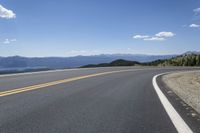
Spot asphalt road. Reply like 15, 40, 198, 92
0, 67, 199, 133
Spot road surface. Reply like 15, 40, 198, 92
0, 67, 199, 133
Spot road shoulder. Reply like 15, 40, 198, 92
156, 73, 200, 132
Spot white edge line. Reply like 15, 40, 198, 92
152, 73, 193, 133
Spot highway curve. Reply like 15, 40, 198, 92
0, 67, 199, 133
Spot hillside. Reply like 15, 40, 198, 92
150, 54, 200, 66
0, 54, 174, 69
82, 53, 200, 68
81, 59, 141, 68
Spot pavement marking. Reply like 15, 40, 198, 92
0, 69, 141, 97
153, 73, 193, 133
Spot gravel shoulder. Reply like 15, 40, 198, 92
162, 71, 200, 114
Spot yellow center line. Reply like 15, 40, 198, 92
0, 69, 137, 97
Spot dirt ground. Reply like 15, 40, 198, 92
162, 71, 200, 114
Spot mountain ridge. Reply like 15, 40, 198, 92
0, 54, 176, 69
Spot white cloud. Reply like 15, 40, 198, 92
133, 31, 174, 41
68, 50, 87, 54
66, 50, 101, 56
0, 4, 16, 19
3, 39, 10, 44
144, 37, 165, 41
189, 23, 200, 28
3, 38, 17, 44
155, 32, 175, 38
193, 8, 200, 14
133, 35, 149, 39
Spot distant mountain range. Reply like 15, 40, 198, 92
82, 51, 200, 68
0, 54, 176, 69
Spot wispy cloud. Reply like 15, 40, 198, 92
155, 32, 175, 38
133, 31, 175, 41
193, 8, 200, 14
144, 37, 165, 41
193, 7, 200, 20
66, 50, 101, 56
184, 8, 200, 28
0, 4, 16, 19
10, 39, 17, 42
189, 23, 200, 28
3, 39, 10, 44
3, 38, 17, 44
133, 35, 149, 39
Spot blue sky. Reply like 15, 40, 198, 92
0, 0, 200, 57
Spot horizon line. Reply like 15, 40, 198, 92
0, 53, 182, 58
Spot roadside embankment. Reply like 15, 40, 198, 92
162, 71, 200, 114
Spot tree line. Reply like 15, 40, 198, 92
146, 54, 200, 66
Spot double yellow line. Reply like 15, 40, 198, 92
0, 69, 135, 97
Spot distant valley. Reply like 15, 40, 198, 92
0, 54, 175, 69
0, 52, 199, 74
